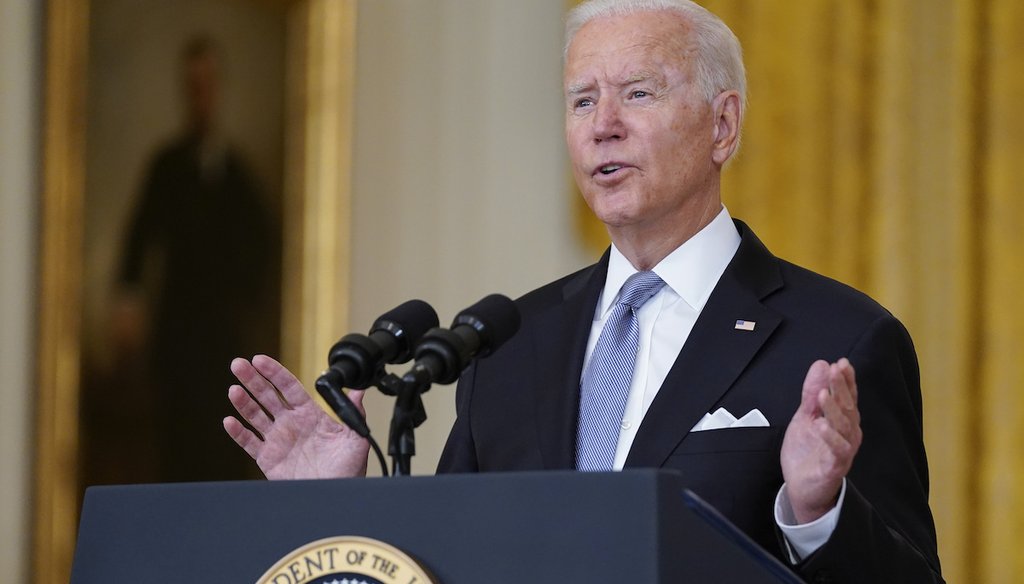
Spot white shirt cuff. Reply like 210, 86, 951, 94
773, 479, 847, 563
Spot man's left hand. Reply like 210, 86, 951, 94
781, 358, 862, 524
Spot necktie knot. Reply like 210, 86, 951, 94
617, 271, 666, 310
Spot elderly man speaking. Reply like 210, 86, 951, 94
224, 1, 943, 581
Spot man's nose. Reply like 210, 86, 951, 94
593, 99, 625, 142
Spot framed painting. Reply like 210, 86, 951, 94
35, 0, 356, 581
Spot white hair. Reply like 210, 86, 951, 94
565, 0, 746, 111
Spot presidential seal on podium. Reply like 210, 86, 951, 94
257, 536, 437, 584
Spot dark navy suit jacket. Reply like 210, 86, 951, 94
438, 220, 943, 583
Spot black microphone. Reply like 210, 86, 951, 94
324, 299, 439, 389
314, 299, 439, 437
382, 294, 520, 476
402, 294, 521, 390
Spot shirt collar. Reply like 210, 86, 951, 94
599, 206, 741, 317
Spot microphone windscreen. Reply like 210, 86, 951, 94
371, 299, 439, 363
452, 294, 521, 356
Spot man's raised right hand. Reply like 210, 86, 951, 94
223, 355, 370, 479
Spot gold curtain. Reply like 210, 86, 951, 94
569, 0, 1023, 581
711, 1, 980, 578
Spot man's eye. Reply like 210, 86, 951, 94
630, 90, 650, 99
574, 98, 594, 109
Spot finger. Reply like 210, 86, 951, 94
813, 416, 859, 474
818, 387, 862, 448
228, 384, 273, 436
806, 431, 855, 489
223, 416, 264, 462
818, 388, 855, 439
799, 360, 831, 416
831, 361, 860, 413
827, 362, 854, 411
231, 357, 289, 416
347, 389, 367, 417
837, 358, 857, 403
251, 354, 312, 409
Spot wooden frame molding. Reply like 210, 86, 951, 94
282, 0, 357, 384
33, 1, 89, 582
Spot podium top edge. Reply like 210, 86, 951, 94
82, 467, 687, 493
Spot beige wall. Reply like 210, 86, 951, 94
350, 0, 590, 474
0, 0, 39, 580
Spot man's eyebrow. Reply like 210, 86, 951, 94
566, 81, 592, 95
567, 71, 663, 95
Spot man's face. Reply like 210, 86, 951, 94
565, 11, 719, 234
184, 54, 220, 133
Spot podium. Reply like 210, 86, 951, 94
71, 469, 803, 583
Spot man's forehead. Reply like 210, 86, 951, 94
569, 10, 692, 50
564, 40, 693, 92
564, 12, 694, 84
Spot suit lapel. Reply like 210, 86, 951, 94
625, 221, 785, 468
532, 253, 607, 470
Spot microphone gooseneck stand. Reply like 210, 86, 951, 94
377, 369, 431, 477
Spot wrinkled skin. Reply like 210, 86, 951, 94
223, 355, 368, 479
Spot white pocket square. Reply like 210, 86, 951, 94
691, 407, 770, 432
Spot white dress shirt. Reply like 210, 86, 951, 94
582, 205, 843, 561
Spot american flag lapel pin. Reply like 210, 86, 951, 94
735, 319, 756, 331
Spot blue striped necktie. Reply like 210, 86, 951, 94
576, 270, 666, 471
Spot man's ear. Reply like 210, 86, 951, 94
711, 90, 742, 166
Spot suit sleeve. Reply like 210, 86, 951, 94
797, 314, 944, 583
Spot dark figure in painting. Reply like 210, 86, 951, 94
112, 36, 280, 482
